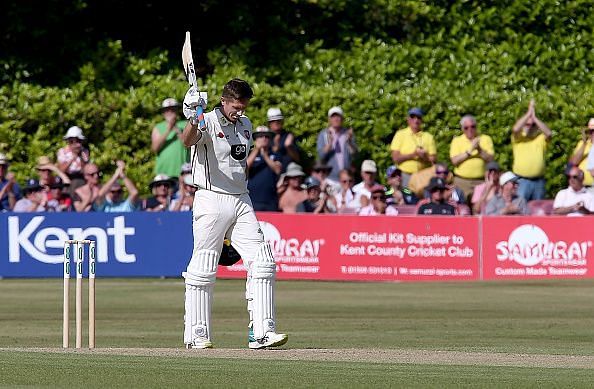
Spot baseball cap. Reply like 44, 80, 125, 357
161, 98, 181, 110
63, 126, 85, 140
149, 174, 174, 188
426, 177, 447, 192
499, 171, 518, 186
253, 126, 275, 139
361, 160, 377, 173
327, 106, 344, 118
49, 176, 68, 189
408, 107, 424, 117
386, 165, 401, 178
267, 108, 284, 122
0, 153, 8, 165
23, 178, 43, 193
304, 176, 321, 190
369, 184, 386, 194
486, 161, 501, 171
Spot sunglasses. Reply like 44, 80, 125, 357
156, 183, 171, 188
409, 115, 422, 120
372, 195, 386, 200
85, 171, 100, 177
254, 134, 271, 139
463, 125, 477, 130
67, 138, 82, 144
341, 179, 354, 183
435, 170, 449, 175
569, 175, 582, 180
37, 169, 51, 173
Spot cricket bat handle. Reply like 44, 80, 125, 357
194, 105, 206, 130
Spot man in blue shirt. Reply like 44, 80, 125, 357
93, 161, 139, 212
247, 126, 282, 211
0, 153, 22, 211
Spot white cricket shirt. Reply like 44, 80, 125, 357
190, 108, 253, 195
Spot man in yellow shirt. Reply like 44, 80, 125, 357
511, 100, 552, 201
390, 108, 436, 187
450, 115, 494, 199
569, 118, 594, 187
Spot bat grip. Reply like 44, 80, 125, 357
195, 105, 206, 130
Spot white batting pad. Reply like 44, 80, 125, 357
183, 249, 219, 286
184, 284, 213, 344
250, 242, 277, 339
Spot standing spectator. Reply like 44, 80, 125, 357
0, 153, 21, 211
151, 98, 189, 179
485, 172, 529, 215
390, 108, 437, 187
247, 126, 282, 211
94, 161, 139, 212
267, 108, 300, 170
385, 165, 418, 206
359, 184, 399, 216
570, 118, 594, 187
310, 162, 340, 197
417, 177, 456, 215
352, 160, 380, 206
13, 179, 48, 212
73, 163, 102, 212
278, 162, 307, 213
46, 177, 73, 212
471, 161, 501, 215
56, 126, 90, 193
334, 169, 363, 213
316, 106, 358, 181
553, 166, 594, 216
511, 100, 552, 201
170, 175, 197, 211
144, 174, 175, 212
296, 177, 335, 213
449, 115, 494, 199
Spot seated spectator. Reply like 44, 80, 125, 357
359, 184, 398, 216
311, 162, 340, 197
46, 177, 73, 212
37, 155, 71, 194
390, 108, 436, 187
13, 179, 48, 212
296, 177, 335, 213
174, 162, 193, 200
73, 163, 102, 212
170, 175, 197, 211
570, 118, 594, 187
471, 161, 501, 214
247, 126, 282, 211
423, 162, 465, 204
57, 126, 90, 193
353, 160, 380, 206
151, 98, 188, 179
334, 169, 363, 213
449, 115, 494, 200
144, 174, 174, 212
553, 166, 594, 216
267, 108, 300, 170
316, 106, 358, 181
485, 172, 529, 215
418, 177, 456, 215
0, 153, 22, 211
511, 100, 552, 201
278, 162, 307, 213
385, 165, 418, 206
94, 161, 139, 212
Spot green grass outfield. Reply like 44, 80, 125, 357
1, 278, 593, 387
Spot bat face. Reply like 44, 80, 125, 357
182, 31, 197, 88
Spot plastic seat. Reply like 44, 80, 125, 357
528, 200, 554, 216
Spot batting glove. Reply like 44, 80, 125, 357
183, 86, 208, 120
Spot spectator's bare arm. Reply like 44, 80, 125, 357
121, 171, 139, 204
512, 100, 535, 134
283, 133, 301, 163
391, 149, 416, 164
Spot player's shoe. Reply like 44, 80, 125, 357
185, 337, 213, 349
248, 326, 288, 349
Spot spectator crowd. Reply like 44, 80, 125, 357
2, 98, 594, 217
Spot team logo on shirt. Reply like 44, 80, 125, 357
243, 130, 250, 139
231, 144, 247, 161
217, 132, 225, 138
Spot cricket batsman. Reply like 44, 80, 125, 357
180, 78, 288, 349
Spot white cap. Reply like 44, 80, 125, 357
499, 171, 518, 186
361, 160, 377, 173
0, 153, 7, 165
267, 108, 284, 121
328, 106, 344, 118
161, 98, 180, 109
63, 126, 85, 140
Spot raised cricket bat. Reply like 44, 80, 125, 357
182, 31, 206, 129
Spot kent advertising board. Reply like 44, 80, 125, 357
218, 214, 480, 282
481, 217, 594, 280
